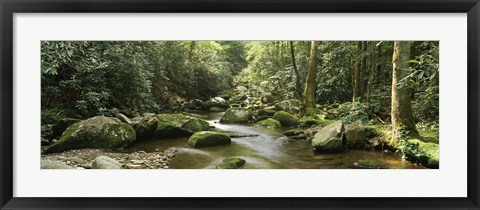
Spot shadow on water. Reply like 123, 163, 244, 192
125, 112, 424, 169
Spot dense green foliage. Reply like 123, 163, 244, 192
41, 41, 247, 116
42, 41, 438, 125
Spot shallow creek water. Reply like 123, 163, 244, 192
125, 112, 423, 169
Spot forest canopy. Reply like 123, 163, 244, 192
41, 41, 438, 122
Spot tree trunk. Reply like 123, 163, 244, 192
391, 41, 418, 143
301, 41, 319, 117
188, 41, 196, 61
352, 42, 361, 104
289, 41, 304, 102
366, 42, 376, 103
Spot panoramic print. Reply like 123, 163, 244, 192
40, 41, 439, 169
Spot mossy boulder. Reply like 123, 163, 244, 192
311, 120, 345, 153
284, 129, 304, 136
132, 115, 158, 139
222, 157, 246, 169
228, 93, 248, 104
258, 109, 276, 117
272, 111, 300, 126
220, 108, 253, 124
45, 116, 136, 154
187, 131, 232, 148
274, 99, 301, 114
284, 129, 307, 140
354, 159, 387, 169
202, 97, 230, 110
256, 118, 281, 128
344, 120, 367, 149
154, 114, 209, 138
51, 118, 81, 139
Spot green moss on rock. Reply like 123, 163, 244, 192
187, 131, 231, 148
283, 129, 304, 136
256, 118, 281, 128
222, 157, 246, 169
258, 109, 276, 117
133, 115, 158, 139
272, 111, 300, 126
45, 116, 136, 154
154, 114, 209, 138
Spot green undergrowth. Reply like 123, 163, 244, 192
364, 124, 439, 168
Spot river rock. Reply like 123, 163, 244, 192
187, 131, 231, 148
344, 120, 367, 149
202, 97, 230, 110
258, 109, 276, 117
154, 114, 209, 138
115, 113, 132, 124
311, 120, 345, 153
222, 157, 246, 169
209, 106, 227, 112
274, 99, 301, 114
91, 156, 122, 169
41, 160, 74, 169
133, 115, 158, 139
220, 108, 253, 124
45, 116, 136, 154
256, 118, 281, 128
183, 99, 204, 110
41, 124, 54, 140
261, 93, 278, 104
272, 111, 300, 126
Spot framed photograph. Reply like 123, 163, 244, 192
1, 0, 479, 209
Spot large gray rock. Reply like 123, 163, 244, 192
311, 120, 345, 153
275, 99, 301, 114
41, 160, 74, 169
344, 120, 366, 149
202, 97, 230, 110
45, 116, 136, 154
154, 114, 209, 138
91, 156, 122, 169
220, 108, 253, 124
187, 131, 232, 148
115, 113, 132, 124
133, 115, 158, 139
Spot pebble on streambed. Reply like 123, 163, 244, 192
41, 148, 175, 169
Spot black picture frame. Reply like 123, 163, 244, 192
1, 0, 479, 209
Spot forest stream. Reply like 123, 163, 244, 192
123, 112, 422, 169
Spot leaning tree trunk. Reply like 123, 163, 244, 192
301, 41, 319, 117
391, 41, 418, 144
